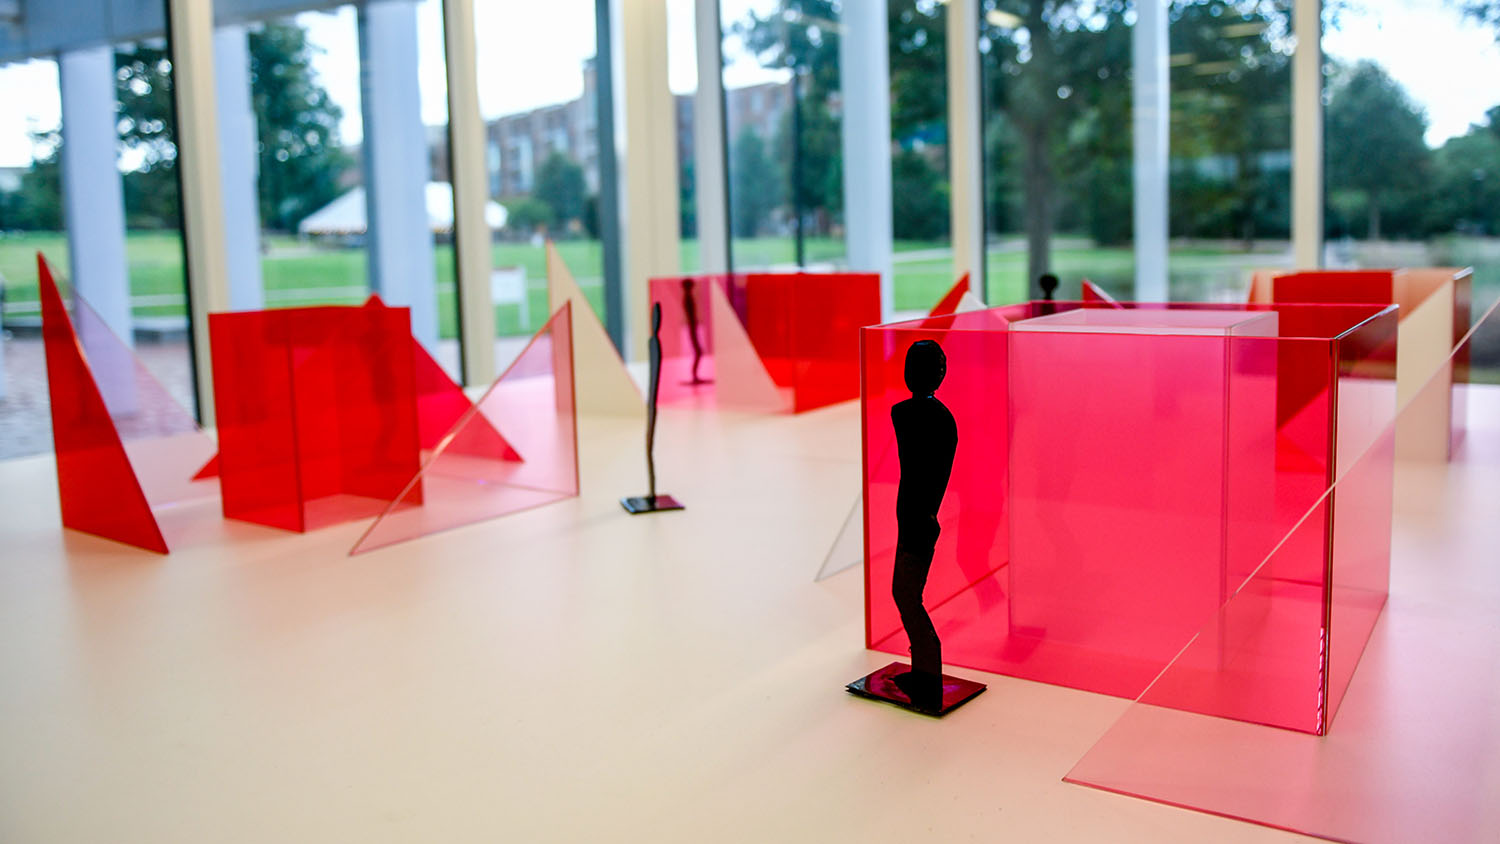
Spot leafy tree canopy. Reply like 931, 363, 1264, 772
249, 22, 352, 232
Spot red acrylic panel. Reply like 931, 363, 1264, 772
1265, 267, 1473, 460
1064, 302, 1500, 843
209, 305, 422, 532
928, 273, 970, 317
350, 301, 578, 554
862, 300, 1398, 731
37, 254, 167, 553
649, 271, 881, 413
1080, 279, 1122, 308
1271, 269, 1395, 306
743, 272, 882, 412
362, 295, 519, 459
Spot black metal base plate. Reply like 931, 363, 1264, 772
620, 494, 685, 515
846, 661, 987, 717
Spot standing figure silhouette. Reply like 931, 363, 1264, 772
681, 278, 709, 385
890, 339, 958, 708
621, 302, 684, 514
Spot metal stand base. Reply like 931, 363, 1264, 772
846, 661, 987, 717
620, 494, 685, 515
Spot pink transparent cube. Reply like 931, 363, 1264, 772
862, 301, 1398, 733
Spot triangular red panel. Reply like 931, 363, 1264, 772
65, 275, 218, 508
350, 302, 578, 554
1081, 279, 1124, 308
37, 253, 167, 553
929, 273, 971, 317
365, 295, 520, 459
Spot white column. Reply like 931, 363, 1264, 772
168, 0, 233, 425
619, 0, 680, 360
1133, 0, 1169, 300
840, 0, 894, 318
358, 0, 440, 352
444, 0, 496, 385
58, 45, 132, 345
693, 0, 729, 274
1292, 0, 1323, 268
946, 0, 984, 299
214, 24, 264, 311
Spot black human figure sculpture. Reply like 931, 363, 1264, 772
889, 340, 958, 708
1038, 273, 1060, 315
846, 340, 985, 716
681, 279, 711, 385
621, 302, 685, 514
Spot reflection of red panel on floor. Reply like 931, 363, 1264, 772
649, 271, 881, 413
36, 252, 218, 554
862, 300, 1398, 735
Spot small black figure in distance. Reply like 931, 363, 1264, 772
621, 302, 685, 515
681, 278, 711, 385
1038, 273, 1060, 315
846, 340, 986, 716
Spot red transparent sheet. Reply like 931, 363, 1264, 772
350, 302, 578, 554
1080, 279, 1122, 308
38, 254, 168, 553
649, 275, 787, 412
862, 301, 1397, 724
743, 272, 882, 412
1064, 301, 1500, 843
1269, 268, 1475, 460
362, 295, 520, 458
928, 273, 970, 317
209, 306, 422, 533
191, 297, 519, 480
650, 272, 880, 413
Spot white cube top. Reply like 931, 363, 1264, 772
1011, 308, 1279, 337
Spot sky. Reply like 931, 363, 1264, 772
0, 0, 1495, 167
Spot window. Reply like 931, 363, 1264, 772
1322, 0, 1500, 314
219, 1, 463, 378
889, 0, 955, 311
721, 0, 847, 271
980, 0, 1135, 303
1168, 0, 1293, 301
473, 0, 613, 368
0, 30, 193, 459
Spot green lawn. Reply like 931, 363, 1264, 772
3, 230, 1493, 342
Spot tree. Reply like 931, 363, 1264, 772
533, 151, 587, 232
1427, 123, 1500, 236
730, 127, 781, 237
981, 0, 1133, 287
2, 142, 62, 231
1168, 0, 1293, 248
1325, 60, 1431, 239
735, 1, 844, 235
249, 23, 352, 232
889, 0, 949, 138
892, 149, 949, 240
115, 42, 181, 228
1462, 0, 1500, 37
505, 197, 553, 235
737, 0, 956, 241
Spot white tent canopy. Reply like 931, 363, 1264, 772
297, 182, 507, 236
